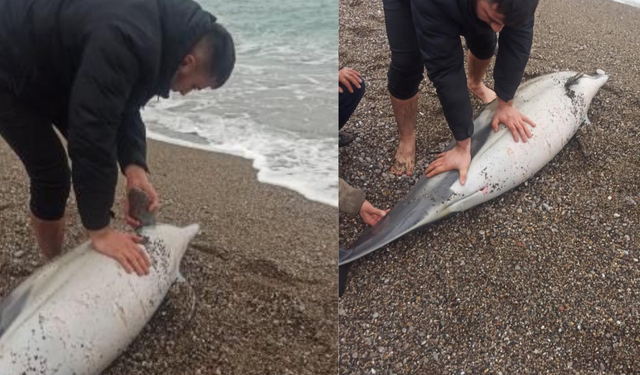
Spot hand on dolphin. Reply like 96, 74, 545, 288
492, 99, 536, 142
359, 200, 389, 226
89, 227, 150, 275
123, 165, 159, 228
425, 137, 471, 185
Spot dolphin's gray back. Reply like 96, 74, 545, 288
339, 103, 497, 264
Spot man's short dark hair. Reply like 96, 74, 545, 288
201, 23, 235, 88
490, 0, 540, 26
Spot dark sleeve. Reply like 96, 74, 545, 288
339, 178, 366, 216
411, 0, 474, 141
118, 109, 149, 173
67, 30, 139, 230
494, 17, 535, 102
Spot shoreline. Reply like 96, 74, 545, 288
147, 132, 339, 208
0, 137, 338, 375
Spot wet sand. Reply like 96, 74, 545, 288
0, 138, 338, 375
339, 0, 640, 373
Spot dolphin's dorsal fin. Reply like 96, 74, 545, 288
128, 188, 157, 228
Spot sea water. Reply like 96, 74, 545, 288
142, 0, 338, 206
612, 0, 640, 7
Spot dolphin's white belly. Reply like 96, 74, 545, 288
449, 73, 590, 212
0, 224, 199, 375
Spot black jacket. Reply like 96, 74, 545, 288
412, 0, 534, 140
0, 0, 218, 230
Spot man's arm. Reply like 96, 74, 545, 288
67, 29, 139, 230
493, 17, 535, 102
339, 178, 387, 226
490, 17, 536, 143
67, 28, 151, 275
339, 178, 365, 216
118, 110, 148, 174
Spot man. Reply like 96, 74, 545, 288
0, 0, 235, 275
338, 67, 387, 226
384, 0, 539, 184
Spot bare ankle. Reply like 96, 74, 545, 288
468, 80, 482, 90
398, 133, 416, 147
31, 215, 65, 259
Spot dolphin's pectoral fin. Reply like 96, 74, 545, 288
447, 190, 486, 213
581, 115, 591, 127
176, 271, 186, 283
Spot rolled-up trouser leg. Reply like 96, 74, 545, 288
383, 0, 424, 100
339, 78, 366, 130
0, 93, 70, 221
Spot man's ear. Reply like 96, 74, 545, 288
181, 54, 196, 68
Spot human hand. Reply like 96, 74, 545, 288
359, 200, 389, 226
339, 68, 362, 94
425, 138, 472, 185
89, 227, 150, 276
492, 99, 536, 142
123, 165, 158, 228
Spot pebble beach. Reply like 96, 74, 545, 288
339, 0, 640, 373
0, 139, 338, 375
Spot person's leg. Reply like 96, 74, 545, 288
389, 92, 417, 175
339, 78, 366, 147
383, 0, 424, 176
0, 93, 71, 259
30, 215, 66, 259
466, 33, 498, 103
339, 78, 366, 130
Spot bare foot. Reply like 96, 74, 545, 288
391, 140, 415, 176
468, 81, 497, 104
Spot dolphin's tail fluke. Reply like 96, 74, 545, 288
339, 173, 454, 265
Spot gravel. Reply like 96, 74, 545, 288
339, 0, 640, 373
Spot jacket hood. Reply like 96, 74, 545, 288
156, 0, 217, 98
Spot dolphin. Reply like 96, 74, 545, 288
339, 71, 609, 266
0, 219, 199, 373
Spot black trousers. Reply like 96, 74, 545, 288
382, 0, 497, 100
339, 78, 366, 130
0, 88, 70, 221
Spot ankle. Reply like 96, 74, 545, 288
398, 133, 416, 147
468, 80, 483, 89
41, 246, 63, 260
31, 215, 65, 259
